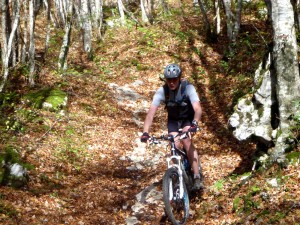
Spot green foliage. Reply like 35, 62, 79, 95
286, 151, 300, 165
138, 27, 160, 48
0, 201, 18, 218
54, 126, 90, 171
232, 186, 261, 214
0, 91, 18, 111
233, 197, 241, 212
23, 88, 67, 111
291, 100, 300, 140
0, 146, 20, 164
213, 179, 224, 191
0, 146, 20, 184
192, 47, 202, 57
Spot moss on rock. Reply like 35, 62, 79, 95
23, 88, 67, 111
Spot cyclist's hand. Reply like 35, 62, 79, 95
140, 132, 150, 143
189, 120, 199, 133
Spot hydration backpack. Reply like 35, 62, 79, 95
163, 79, 194, 120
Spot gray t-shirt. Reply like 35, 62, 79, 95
152, 84, 200, 106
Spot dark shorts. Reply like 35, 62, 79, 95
167, 119, 192, 133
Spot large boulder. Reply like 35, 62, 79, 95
229, 53, 277, 146
24, 88, 68, 113
0, 147, 29, 188
6, 163, 29, 188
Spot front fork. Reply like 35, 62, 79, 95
167, 155, 184, 200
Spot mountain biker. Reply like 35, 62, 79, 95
140, 63, 204, 190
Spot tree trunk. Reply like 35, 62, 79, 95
1, 0, 10, 66
197, 0, 212, 40
21, 0, 28, 63
233, 0, 242, 42
58, 0, 73, 71
141, 0, 153, 24
0, 0, 20, 92
264, 0, 272, 24
161, 0, 169, 13
28, 0, 36, 87
214, 0, 221, 35
93, 0, 103, 40
118, 0, 126, 25
81, 0, 93, 59
271, 0, 300, 162
222, 0, 242, 43
43, 0, 51, 59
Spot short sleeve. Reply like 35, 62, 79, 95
186, 85, 200, 103
151, 87, 165, 106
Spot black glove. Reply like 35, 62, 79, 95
141, 132, 150, 143
189, 120, 199, 133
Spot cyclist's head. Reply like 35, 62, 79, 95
164, 64, 182, 79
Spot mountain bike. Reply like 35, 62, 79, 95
149, 130, 203, 225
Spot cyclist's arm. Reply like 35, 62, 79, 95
192, 101, 202, 123
143, 104, 159, 133
143, 87, 164, 133
187, 85, 202, 123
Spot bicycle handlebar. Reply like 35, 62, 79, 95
149, 131, 191, 144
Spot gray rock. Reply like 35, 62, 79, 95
229, 53, 275, 145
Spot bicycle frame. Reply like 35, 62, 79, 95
149, 131, 192, 225
165, 133, 189, 200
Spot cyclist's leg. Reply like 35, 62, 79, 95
181, 120, 201, 179
167, 119, 180, 148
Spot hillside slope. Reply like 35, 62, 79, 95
1, 3, 300, 225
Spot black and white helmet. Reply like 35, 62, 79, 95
164, 64, 182, 79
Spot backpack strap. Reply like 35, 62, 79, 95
163, 83, 169, 104
163, 79, 189, 103
180, 79, 188, 97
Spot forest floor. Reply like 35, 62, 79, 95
1, 3, 300, 225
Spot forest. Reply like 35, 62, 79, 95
0, 0, 300, 224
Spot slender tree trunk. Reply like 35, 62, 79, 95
271, 0, 300, 162
197, 0, 212, 40
22, 0, 28, 63
214, 0, 221, 35
58, 0, 73, 70
222, 0, 242, 43
161, 0, 169, 13
118, 0, 126, 25
95, 0, 103, 40
264, 0, 272, 24
43, 0, 51, 60
81, 0, 93, 59
141, 0, 152, 24
0, 0, 20, 92
233, 0, 242, 42
1, 0, 9, 65
12, 1, 18, 67
28, 0, 36, 86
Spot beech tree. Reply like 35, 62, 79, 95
0, 0, 20, 92
197, 0, 212, 39
141, 0, 153, 24
80, 0, 93, 58
222, 0, 243, 43
28, 0, 36, 86
58, 0, 73, 70
229, 0, 300, 164
271, 0, 300, 161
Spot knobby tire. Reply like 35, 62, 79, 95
162, 167, 189, 225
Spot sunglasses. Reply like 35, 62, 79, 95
166, 77, 179, 82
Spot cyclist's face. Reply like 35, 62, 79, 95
166, 77, 180, 90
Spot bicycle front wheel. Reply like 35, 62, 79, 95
162, 167, 189, 225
